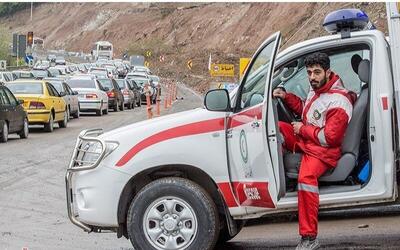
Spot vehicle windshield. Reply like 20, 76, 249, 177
132, 78, 148, 86
32, 70, 49, 78
7, 82, 43, 94
66, 79, 96, 89
149, 76, 159, 82
115, 79, 126, 89
97, 79, 114, 89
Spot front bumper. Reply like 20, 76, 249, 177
65, 129, 129, 231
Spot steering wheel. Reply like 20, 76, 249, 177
277, 97, 297, 122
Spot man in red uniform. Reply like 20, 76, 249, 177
273, 52, 355, 250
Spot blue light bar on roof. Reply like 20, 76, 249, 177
323, 9, 371, 35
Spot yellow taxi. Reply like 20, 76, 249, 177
6, 80, 68, 132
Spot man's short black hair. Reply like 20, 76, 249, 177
304, 52, 330, 71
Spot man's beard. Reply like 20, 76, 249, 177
310, 77, 327, 90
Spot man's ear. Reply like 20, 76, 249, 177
325, 69, 332, 77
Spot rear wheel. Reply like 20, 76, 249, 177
114, 102, 119, 112
19, 118, 29, 139
72, 109, 80, 119
127, 177, 219, 250
120, 100, 125, 111
127, 101, 132, 110
59, 110, 68, 128
44, 114, 54, 132
96, 108, 103, 116
0, 122, 8, 143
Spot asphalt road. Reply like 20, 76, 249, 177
1, 83, 400, 250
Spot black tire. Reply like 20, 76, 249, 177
103, 107, 109, 115
127, 177, 219, 250
72, 109, 80, 119
96, 108, 103, 116
137, 99, 142, 107
58, 110, 68, 128
127, 101, 132, 110
120, 100, 125, 111
44, 114, 54, 132
18, 118, 29, 139
131, 101, 135, 110
0, 122, 8, 143
216, 220, 245, 244
66, 107, 71, 121
114, 102, 119, 112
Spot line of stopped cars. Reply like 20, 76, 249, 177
0, 57, 161, 143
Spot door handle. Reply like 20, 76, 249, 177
251, 120, 260, 128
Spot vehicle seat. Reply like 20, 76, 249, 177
284, 58, 370, 182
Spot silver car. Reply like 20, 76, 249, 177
66, 76, 109, 116
45, 78, 80, 120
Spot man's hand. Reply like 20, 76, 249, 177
291, 122, 303, 134
273, 88, 286, 99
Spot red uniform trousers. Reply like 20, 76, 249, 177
279, 121, 330, 237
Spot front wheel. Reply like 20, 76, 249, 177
127, 177, 219, 250
58, 110, 68, 128
0, 122, 8, 142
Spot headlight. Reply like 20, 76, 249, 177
77, 141, 119, 167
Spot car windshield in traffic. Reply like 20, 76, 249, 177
7, 82, 43, 94
149, 75, 159, 82
32, 70, 49, 78
97, 79, 114, 89
132, 78, 148, 86
115, 79, 126, 89
66, 79, 96, 89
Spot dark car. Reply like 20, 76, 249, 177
131, 77, 155, 104
0, 85, 29, 142
97, 78, 124, 112
127, 79, 142, 107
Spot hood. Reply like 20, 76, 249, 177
100, 107, 211, 141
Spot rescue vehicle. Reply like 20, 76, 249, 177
66, 3, 400, 249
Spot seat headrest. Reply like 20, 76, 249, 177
358, 59, 370, 85
351, 54, 362, 74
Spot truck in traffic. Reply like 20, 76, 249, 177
65, 3, 400, 250
92, 41, 113, 60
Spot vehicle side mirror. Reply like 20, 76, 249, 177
103, 87, 109, 91
204, 89, 231, 112
59, 91, 66, 97
72, 91, 78, 95
18, 99, 24, 104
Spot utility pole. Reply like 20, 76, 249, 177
30, 2, 33, 22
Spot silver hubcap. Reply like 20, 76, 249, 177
143, 196, 197, 250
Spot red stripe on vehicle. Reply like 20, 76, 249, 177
382, 96, 388, 110
218, 181, 275, 208
229, 104, 263, 128
115, 118, 225, 166
217, 183, 239, 207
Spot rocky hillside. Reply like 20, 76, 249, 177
0, 2, 387, 93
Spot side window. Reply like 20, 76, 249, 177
282, 49, 367, 99
4, 88, 17, 105
0, 88, 10, 105
239, 41, 276, 110
49, 84, 60, 96
46, 83, 56, 96
64, 83, 72, 95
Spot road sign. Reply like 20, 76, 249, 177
210, 63, 235, 77
0, 60, 6, 70
145, 61, 150, 67
159, 55, 165, 62
240, 58, 251, 78
25, 55, 33, 65
145, 50, 152, 58
187, 60, 193, 70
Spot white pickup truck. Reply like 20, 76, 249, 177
66, 3, 400, 250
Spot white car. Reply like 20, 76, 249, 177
66, 76, 108, 116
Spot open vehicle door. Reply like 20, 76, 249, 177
226, 32, 283, 213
